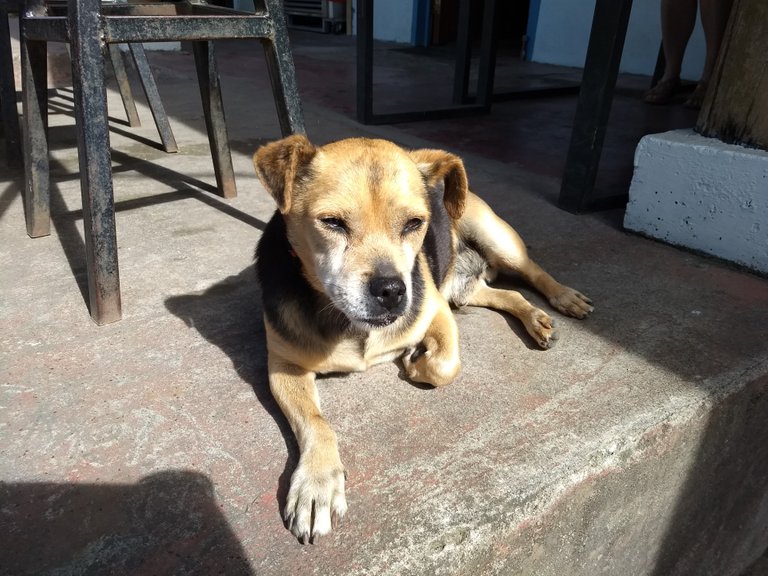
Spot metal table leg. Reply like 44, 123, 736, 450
558, 0, 633, 213
356, 0, 490, 124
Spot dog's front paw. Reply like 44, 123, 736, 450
403, 336, 460, 387
549, 287, 593, 319
285, 450, 347, 543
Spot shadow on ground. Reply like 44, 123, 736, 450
0, 471, 254, 576
649, 372, 768, 575
163, 267, 299, 530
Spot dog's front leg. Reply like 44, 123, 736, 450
402, 300, 461, 387
268, 356, 347, 542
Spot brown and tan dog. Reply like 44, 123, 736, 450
253, 135, 592, 542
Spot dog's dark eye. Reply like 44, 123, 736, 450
402, 218, 424, 234
320, 217, 348, 233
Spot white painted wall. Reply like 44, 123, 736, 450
530, 0, 707, 80
373, 0, 414, 42
625, 130, 768, 274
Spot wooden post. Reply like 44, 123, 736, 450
696, 0, 768, 151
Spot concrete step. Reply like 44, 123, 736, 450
2, 36, 767, 576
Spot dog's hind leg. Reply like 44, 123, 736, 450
457, 193, 593, 319
465, 280, 557, 349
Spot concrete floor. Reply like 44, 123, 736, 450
2, 31, 768, 575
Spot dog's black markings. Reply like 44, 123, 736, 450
422, 182, 453, 288
256, 213, 350, 346
422, 181, 488, 307
449, 238, 488, 306
256, 212, 426, 347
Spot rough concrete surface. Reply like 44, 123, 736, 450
625, 129, 768, 274
1, 34, 768, 575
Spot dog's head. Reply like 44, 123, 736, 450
254, 135, 467, 330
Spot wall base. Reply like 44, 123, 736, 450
624, 129, 768, 274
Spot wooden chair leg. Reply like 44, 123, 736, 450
129, 43, 178, 153
192, 40, 236, 198
70, 0, 121, 324
21, 35, 50, 238
107, 43, 141, 127
262, 0, 306, 136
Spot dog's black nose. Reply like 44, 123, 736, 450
369, 276, 406, 311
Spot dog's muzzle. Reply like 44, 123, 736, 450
364, 276, 407, 326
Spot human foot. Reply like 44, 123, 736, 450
643, 77, 681, 105
683, 81, 708, 109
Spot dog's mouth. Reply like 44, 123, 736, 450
358, 314, 400, 328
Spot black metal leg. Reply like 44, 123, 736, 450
21, 34, 50, 238
70, 0, 121, 324
261, 0, 305, 135
558, 0, 633, 213
129, 42, 178, 153
18, 0, 307, 323
476, 0, 499, 107
192, 40, 236, 198
452, 0, 472, 105
0, 2, 21, 167
356, 0, 491, 124
107, 43, 141, 127
356, 0, 374, 124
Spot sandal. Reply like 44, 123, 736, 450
643, 77, 681, 105
683, 81, 708, 109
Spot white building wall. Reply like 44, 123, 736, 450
530, 0, 708, 80
351, 0, 414, 43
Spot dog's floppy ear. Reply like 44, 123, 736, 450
409, 149, 468, 219
253, 134, 317, 214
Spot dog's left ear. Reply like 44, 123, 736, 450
253, 134, 317, 214
409, 149, 468, 219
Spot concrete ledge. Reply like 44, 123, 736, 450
3, 43, 768, 576
624, 129, 768, 274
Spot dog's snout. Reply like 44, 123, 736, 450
369, 276, 406, 311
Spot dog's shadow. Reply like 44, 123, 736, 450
164, 268, 298, 523
456, 274, 552, 352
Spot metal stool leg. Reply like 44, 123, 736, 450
107, 43, 142, 127
0, 1, 21, 167
261, 0, 305, 135
193, 40, 236, 198
70, 0, 121, 324
129, 43, 178, 153
21, 32, 50, 237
